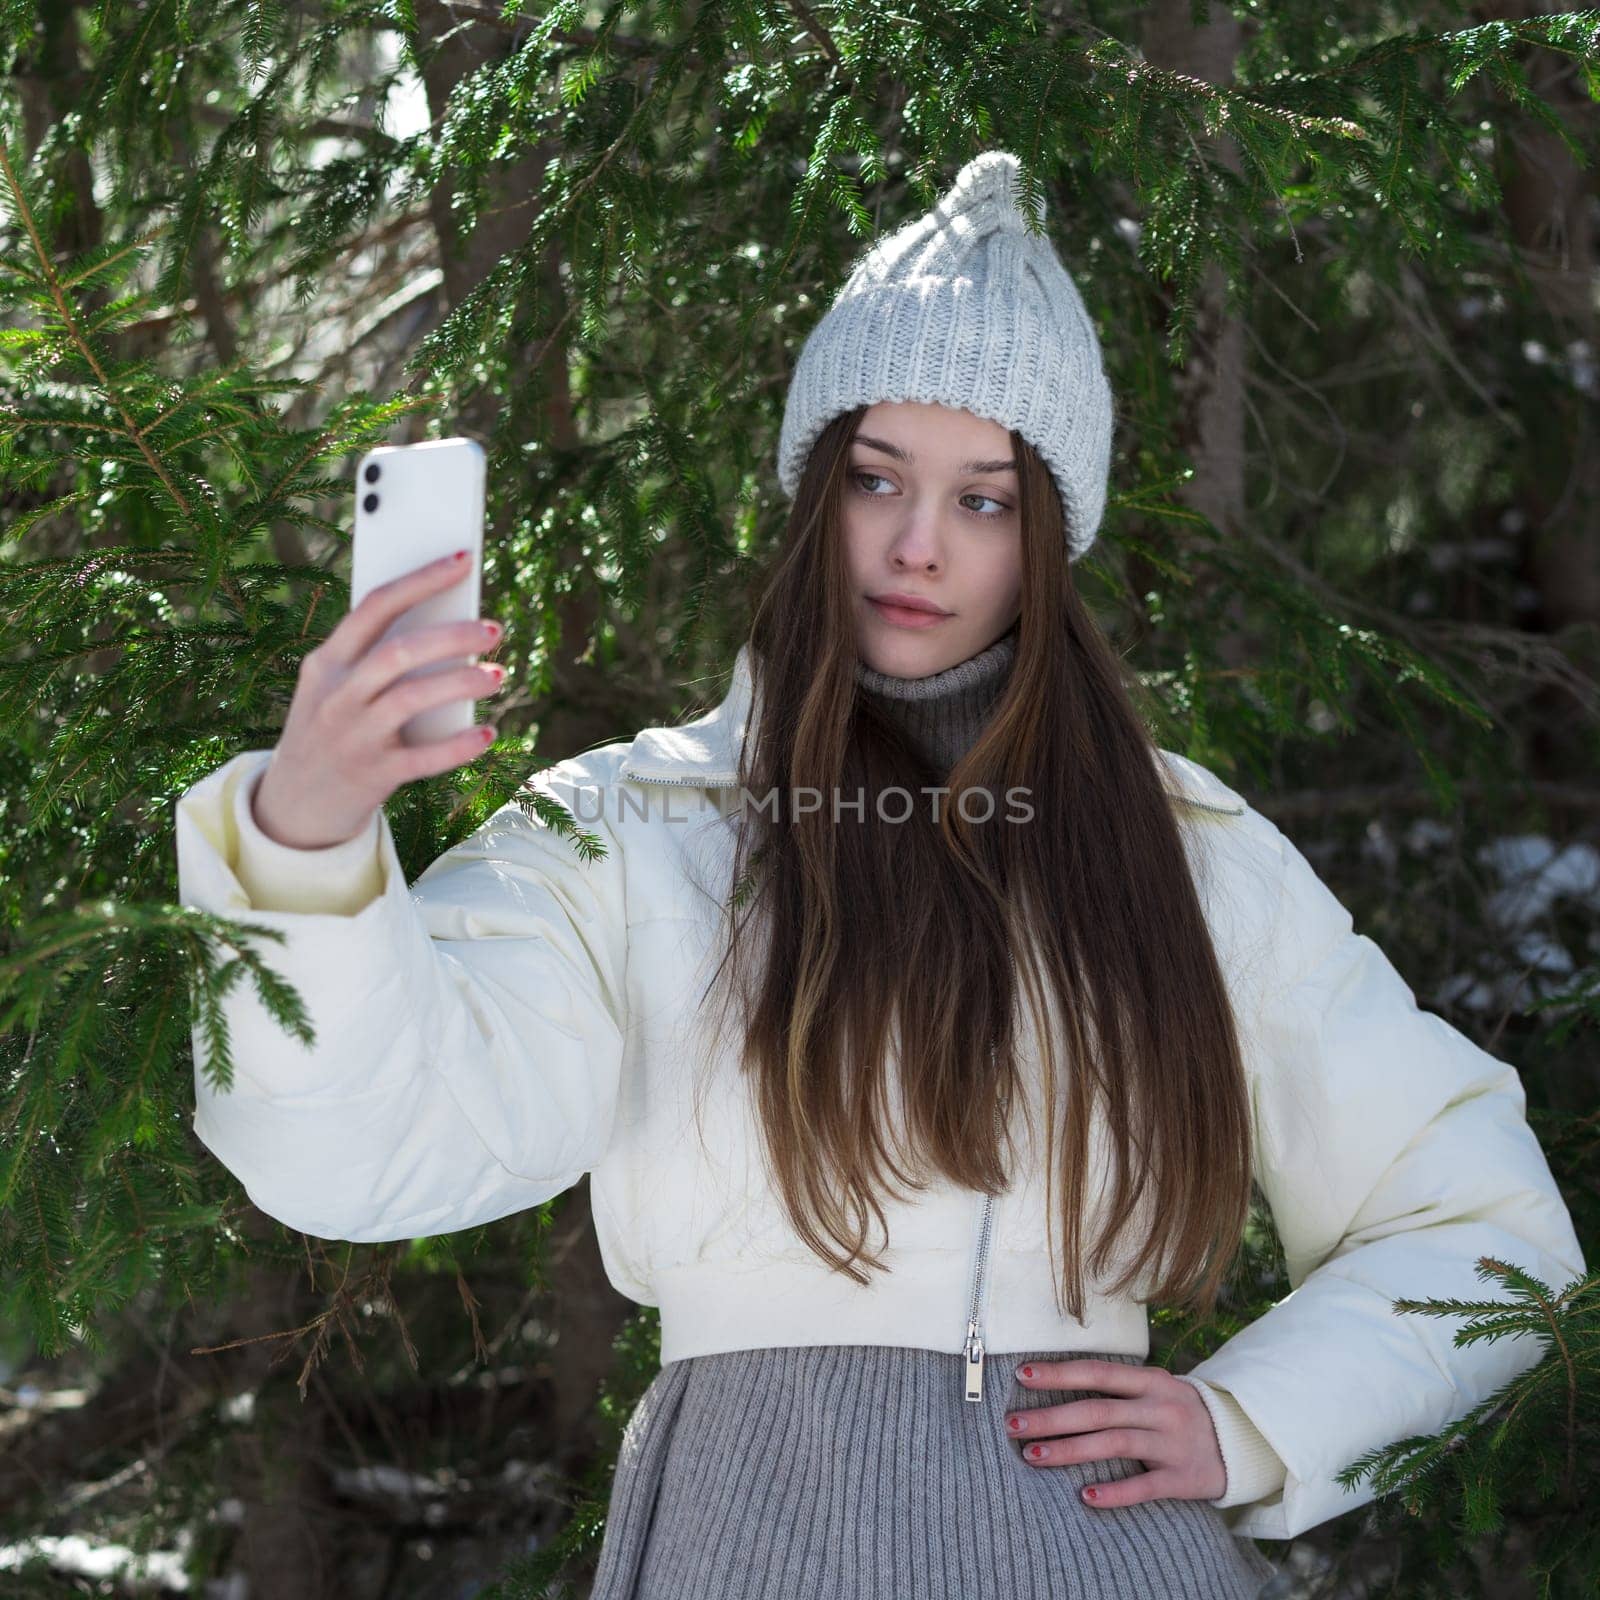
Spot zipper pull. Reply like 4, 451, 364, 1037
963, 1316, 985, 1403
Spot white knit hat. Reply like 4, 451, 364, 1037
775, 150, 1115, 562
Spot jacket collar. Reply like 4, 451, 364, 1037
618, 642, 1246, 815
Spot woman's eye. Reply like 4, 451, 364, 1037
964, 492, 1010, 517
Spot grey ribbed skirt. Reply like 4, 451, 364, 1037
588, 1346, 1277, 1598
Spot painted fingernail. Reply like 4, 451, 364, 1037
1018, 1365, 1034, 1379
1083, 1486, 1099, 1501
1007, 1415, 1025, 1432
1028, 1444, 1045, 1460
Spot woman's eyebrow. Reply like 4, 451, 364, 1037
850, 433, 1016, 474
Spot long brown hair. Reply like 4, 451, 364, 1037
694, 404, 1255, 1322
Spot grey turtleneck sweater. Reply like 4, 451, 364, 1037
854, 622, 1019, 770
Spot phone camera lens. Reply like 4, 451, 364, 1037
364, 463, 380, 484
362, 492, 379, 514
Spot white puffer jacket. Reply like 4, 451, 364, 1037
174, 641, 1584, 1544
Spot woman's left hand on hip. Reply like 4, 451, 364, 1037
1004, 1358, 1226, 1507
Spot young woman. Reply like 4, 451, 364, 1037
175, 153, 1584, 1598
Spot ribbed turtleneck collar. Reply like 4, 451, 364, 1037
854, 622, 1019, 771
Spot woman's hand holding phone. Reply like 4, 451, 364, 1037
252, 550, 505, 851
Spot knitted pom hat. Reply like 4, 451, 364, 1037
775, 150, 1115, 562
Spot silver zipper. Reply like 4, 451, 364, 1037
619, 770, 738, 787
1176, 797, 1244, 815
963, 1044, 1005, 1404
963, 1186, 997, 1403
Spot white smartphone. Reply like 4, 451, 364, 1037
350, 436, 486, 747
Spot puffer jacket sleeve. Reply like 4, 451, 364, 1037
1179, 809, 1587, 1543
175, 746, 629, 1243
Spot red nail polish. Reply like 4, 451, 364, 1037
1020, 1365, 1034, 1379
1083, 1486, 1098, 1501
1029, 1445, 1044, 1459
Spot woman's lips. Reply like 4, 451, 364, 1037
868, 596, 951, 629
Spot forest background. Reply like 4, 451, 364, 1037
1, 0, 1598, 1596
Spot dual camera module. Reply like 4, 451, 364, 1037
361, 460, 380, 514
